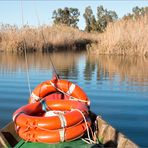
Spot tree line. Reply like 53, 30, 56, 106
123, 6, 148, 20
52, 6, 148, 32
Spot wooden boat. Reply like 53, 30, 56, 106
0, 115, 138, 148
0, 78, 139, 147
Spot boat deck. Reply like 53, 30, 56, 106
15, 139, 96, 148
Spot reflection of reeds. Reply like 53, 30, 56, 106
1, 52, 147, 84
0, 52, 82, 73
90, 15, 148, 56
87, 54, 148, 83
0, 25, 93, 52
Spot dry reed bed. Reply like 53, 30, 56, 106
91, 15, 148, 56
1, 15, 148, 55
0, 25, 93, 52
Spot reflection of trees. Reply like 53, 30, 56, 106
97, 62, 109, 81
1, 52, 148, 85
59, 64, 78, 79
84, 55, 96, 80
84, 54, 109, 81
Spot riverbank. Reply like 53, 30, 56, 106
0, 25, 94, 52
0, 14, 147, 55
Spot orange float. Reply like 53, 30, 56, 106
13, 98, 91, 143
29, 78, 90, 105
13, 99, 89, 130
17, 118, 91, 143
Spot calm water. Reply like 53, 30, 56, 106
0, 52, 148, 147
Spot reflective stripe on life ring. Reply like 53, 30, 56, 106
66, 83, 75, 95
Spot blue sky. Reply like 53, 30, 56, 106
0, 1, 147, 29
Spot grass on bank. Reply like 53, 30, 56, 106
89, 14, 148, 56
0, 14, 148, 56
0, 25, 94, 52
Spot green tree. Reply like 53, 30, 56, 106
133, 6, 144, 16
52, 7, 80, 28
83, 6, 94, 32
123, 6, 148, 20
97, 5, 118, 32
90, 15, 98, 32
83, 5, 118, 32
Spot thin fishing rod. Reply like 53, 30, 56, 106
34, 3, 59, 79
20, 1, 31, 95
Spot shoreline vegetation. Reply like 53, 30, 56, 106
0, 25, 94, 53
0, 9, 148, 56
89, 14, 148, 56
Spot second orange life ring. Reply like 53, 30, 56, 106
29, 78, 90, 105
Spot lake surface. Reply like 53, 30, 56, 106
0, 52, 148, 147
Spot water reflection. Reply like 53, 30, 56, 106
84, 55, 96, 81
0, 52, 79, 76
95, 55, 148, 84
1, 52, 148, 115
0, 52, 148, 86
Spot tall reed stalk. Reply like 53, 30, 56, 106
90, 14, 148, 56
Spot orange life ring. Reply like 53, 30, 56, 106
29, 78, 90, 105
42, 92, 70, 101
13, 99, 89, 130
17, 118, 91, 143
13, 98, 91, 143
